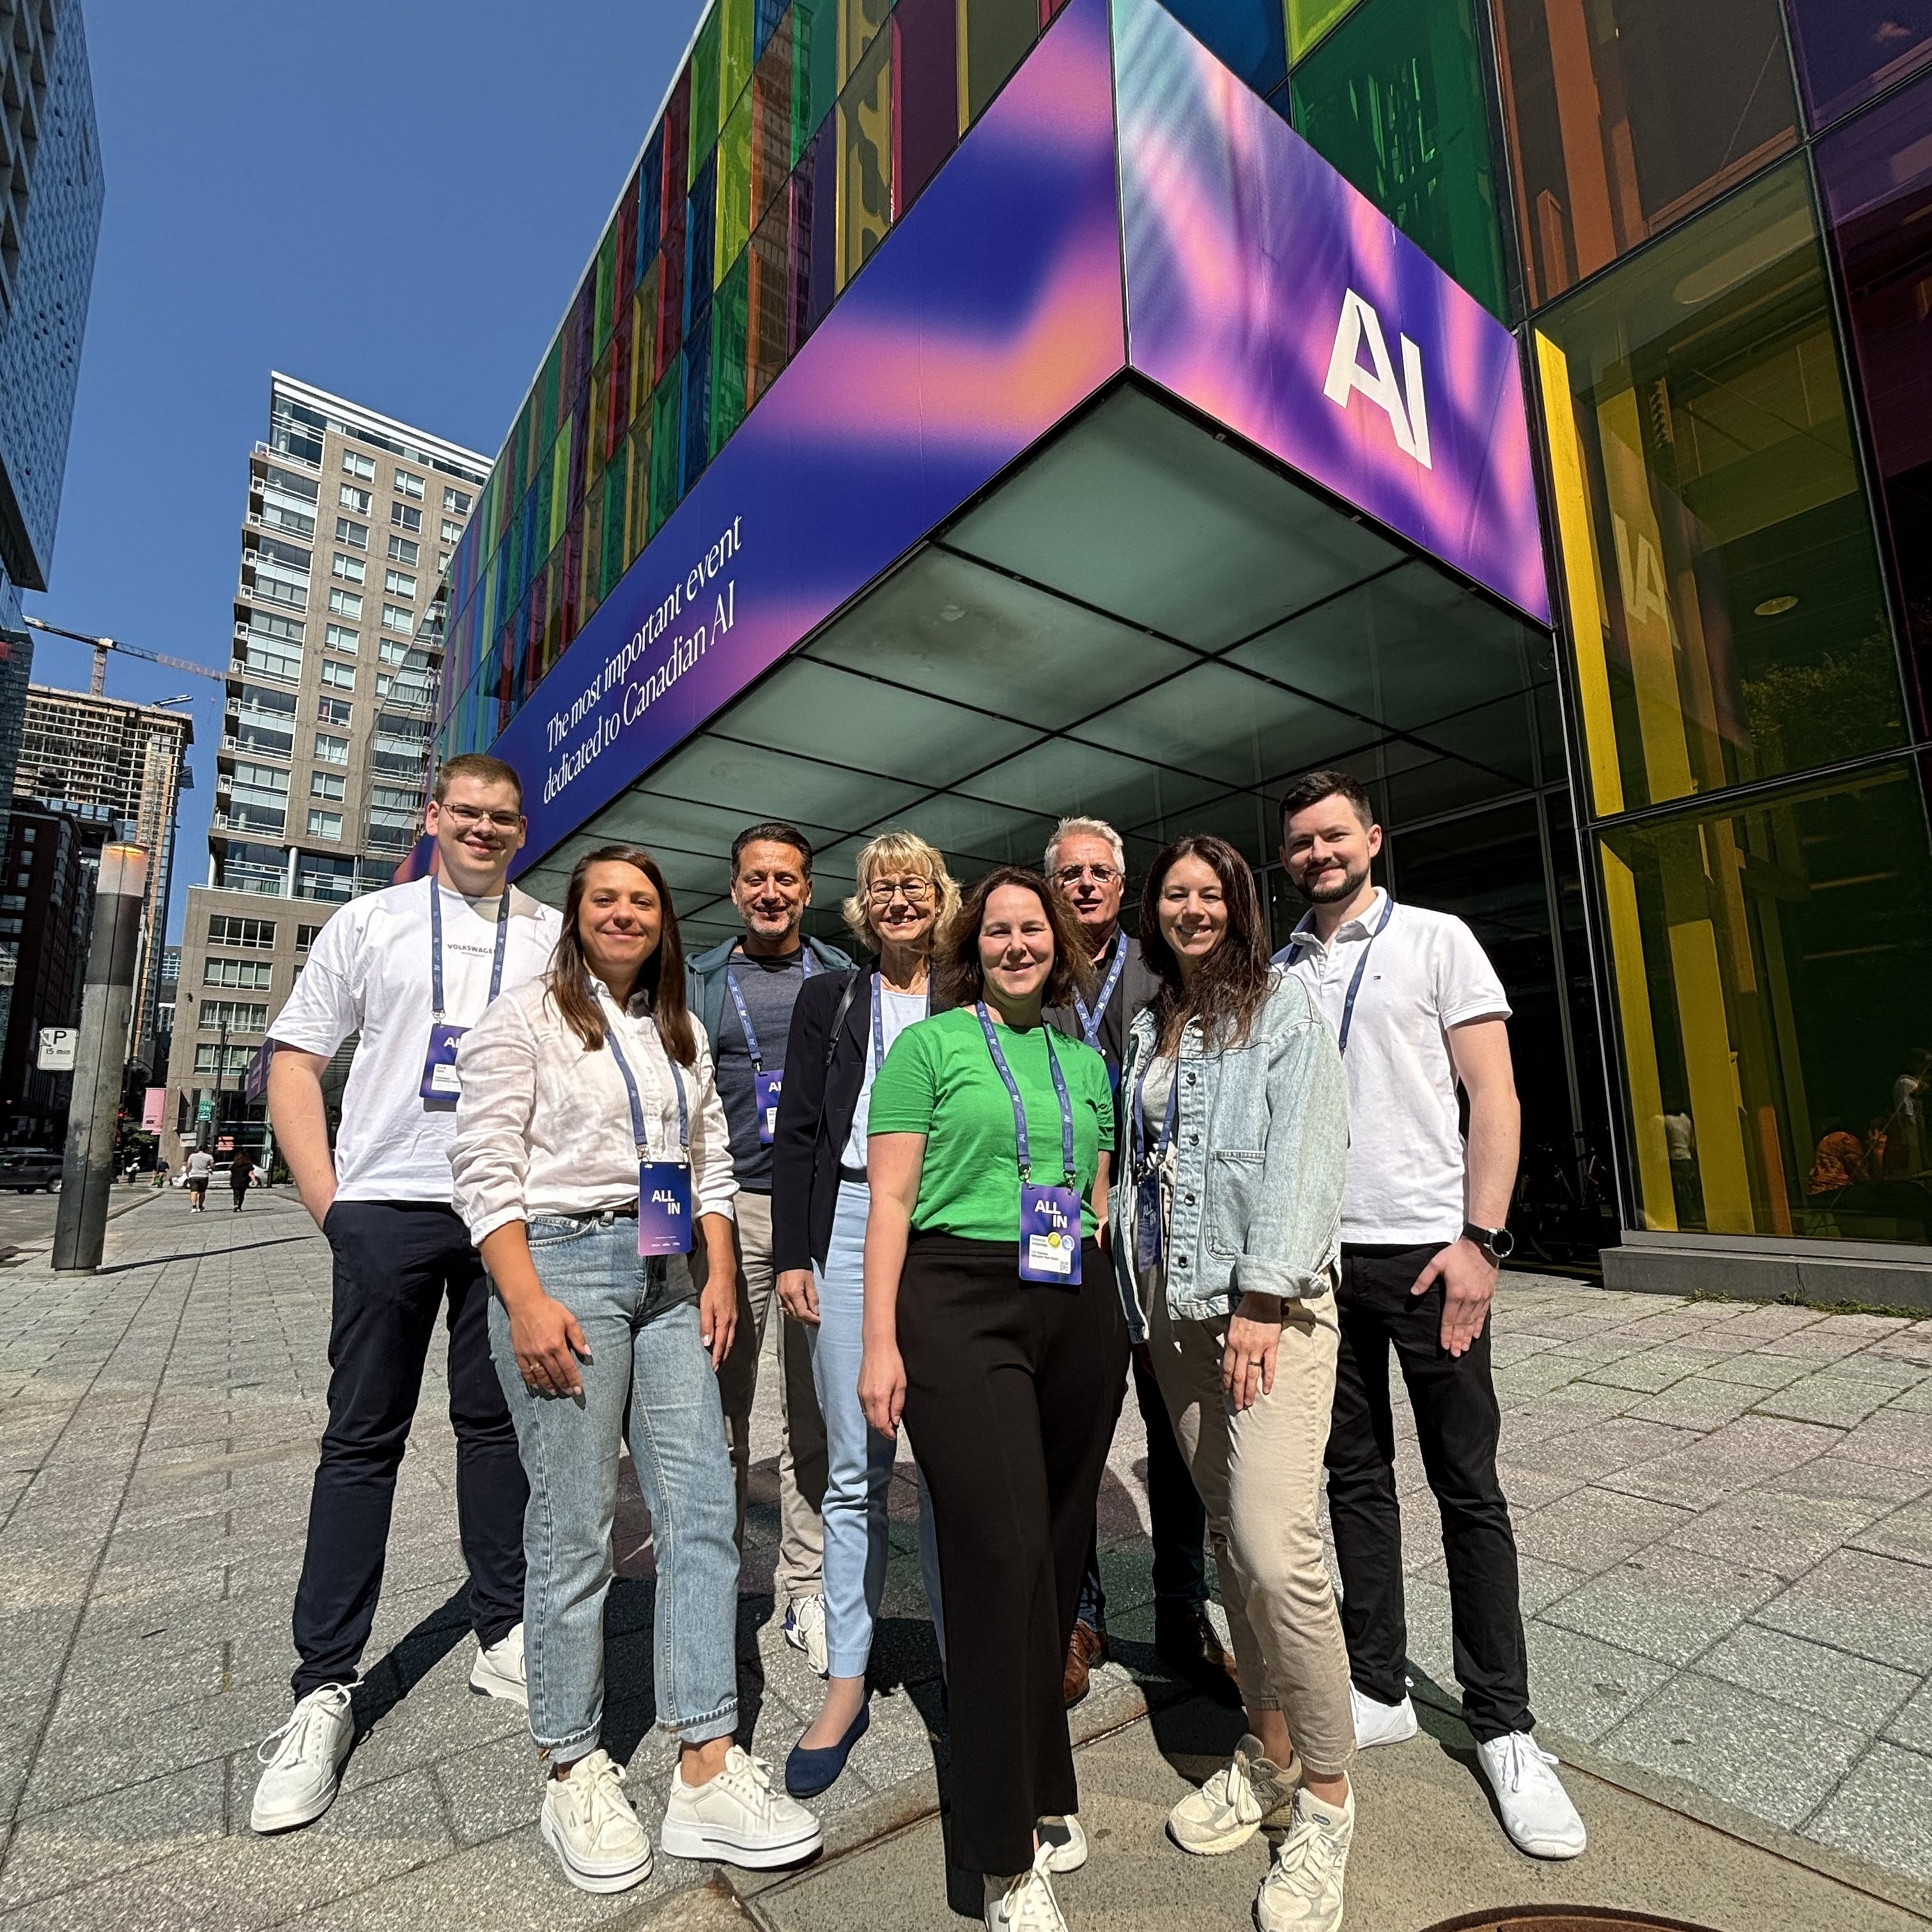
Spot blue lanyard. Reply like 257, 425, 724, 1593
1290, 893, 1395, 1053
976, 1002, 1076, 1187
1131, 1053, 1179, 1173
872, 971, 929, 1070
429, 881, 512, 1022
596, 987, 689, 1160
724, 948, 814, 1069
1072, 934, 1129, 1053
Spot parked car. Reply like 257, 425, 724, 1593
0, 1148, 62, 1193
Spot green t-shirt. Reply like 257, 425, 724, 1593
867, 1006, 1115, 1241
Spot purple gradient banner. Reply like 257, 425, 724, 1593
493, 0, 1125, 872
1113, 0, 1549, 624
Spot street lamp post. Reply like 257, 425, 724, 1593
197, 1016, 230, 1155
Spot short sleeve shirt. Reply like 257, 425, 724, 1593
866, 1007, 1115, 1242
1277, 891, 1508, 1246
270, 877, 562, 1203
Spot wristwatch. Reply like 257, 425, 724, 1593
1462, 1221, 1515, 1262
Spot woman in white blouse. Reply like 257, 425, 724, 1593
451, 844, 823, 1896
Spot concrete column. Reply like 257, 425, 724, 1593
54, 844, 150, 1275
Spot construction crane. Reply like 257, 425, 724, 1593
14, 615, 226, 699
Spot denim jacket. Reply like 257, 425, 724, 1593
1109, 970, 1347, 1342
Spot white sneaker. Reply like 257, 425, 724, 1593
1037, 1813, 1087, 1873
660, 1744, 824, 1868
250, 1684, 355, 1833
1477, 1732, 1586, 1859
1166, 1733, 1297, 1854
984, 1841, 1068, 1932
1350, 1685, 1417, 1749
539, 1749, 653, 1894
1256, 1785, 1354, 1932
470, 1623, 527, 1707
782, 1594, 829, 1678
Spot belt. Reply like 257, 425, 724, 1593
838, 1164, 867, 1184
555, 1203, 639, 1221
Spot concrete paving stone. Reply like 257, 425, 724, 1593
1804, 1742, 1932, 1887
1599, 1669, 1864, 1829
0, 1759, 226, 1909
1756, 1328, 1893, 1365
1490, 1453, 1587, 1511
1666, 1483, 1895, 1580
1697, 1621, 1919, 1733
74, 1559, 231, 1637
1883, 1678, 1932, 1753
1765, 1450, 1932, 1514
1839, 1407, 1932, 1475
1851, 1499, 1932, 1568
1872, 1327, 1932, 1366
1887, 1379, 1932, 1414
1519, 1621, 1676, 1745
1697, 1350, 1826, 1390
1828, 1352, 1928, 1389
1602, 1411, 1843, 1507
1539, 1542, 1782, 1667
1756, 1549, 1932, 1672
1513, 1414, 1702, 1485
1580, 1346, 1731, 1395
1625, 1376, 1763, 1432
51, 1634, 231, 1719
1512, 1484, 1695, 1572
1492, 1356, 1596, 1401
426, 1729, 545, 1848
1754, 1371, 1903, 1428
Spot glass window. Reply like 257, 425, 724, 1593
334, 518, 367, 548
893, 0, 959, 217
1787, 0, 1932, 130
1288, 0, 1510, 320
326, 588, 361, 619
321, 660, 356, 691
204, 957, 274, 990
387, 534, 419, 566
314, 731, 349, 764
838, 26, 892, 290
207, 915, 275, 948
1533, 159, 1906, 816
391, 502, 422, 532
1287, 0, 1361, 61
306, 810, 343, 840
444, 487, 471, 515
394, 469, 425, 500
1818, 70, 1932, 732
331, 553, 365, 584
318, 696, 352, 725
341, 451, 375, 481
382, 603, 415, 634
958, 0, 1034, 127
1492, 0, 1800, 308
310, 770, 346, 801
339, 484, 371, 513
716, 88, 753, 284
385, 570, 417, 599
690, 4, 723, 178
440, 518, 462, 545
1598, 759, 1932, 1246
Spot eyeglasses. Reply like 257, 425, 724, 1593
865, 876, 935, 904
441, 803, 523, 832
1053, 863, 1120, 887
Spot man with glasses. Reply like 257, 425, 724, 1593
688, 823, 849, 1672
1042, 817, 1230, 1709
252, 755, 563, 1835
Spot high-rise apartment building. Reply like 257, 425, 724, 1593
0, 798, 88, 1141
161, 375, 488, 1165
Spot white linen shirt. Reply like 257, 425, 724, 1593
1276, 889, 1510, 1246
268, 877, 563, 1203
448, 975, 736, 1247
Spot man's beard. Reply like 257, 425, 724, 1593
1301, 859, 1369, 905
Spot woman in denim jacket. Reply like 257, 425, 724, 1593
1109, 835, 1357, 1932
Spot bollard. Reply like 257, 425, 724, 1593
52, 844, 149, 1274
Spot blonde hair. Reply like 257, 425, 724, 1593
841, 830, 960, 952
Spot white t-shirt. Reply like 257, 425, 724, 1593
1277, 890, 1509, 1246
840, 982, 930, 1171
271, 877, 563, 1204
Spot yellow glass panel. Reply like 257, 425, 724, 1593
1286, 0, 1364, 61
838, 31, 892, 290
840, 0, 893, 87
550, 424, 572, 552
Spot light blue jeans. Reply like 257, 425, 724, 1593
810, 1179, 944, 1678
490, 1214, 739, 1763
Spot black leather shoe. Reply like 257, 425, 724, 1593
1155, 1604, 1242, 1704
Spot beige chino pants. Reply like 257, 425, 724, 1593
1146, 1284, 1356, 1779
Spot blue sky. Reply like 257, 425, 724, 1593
29, 0, 702, 939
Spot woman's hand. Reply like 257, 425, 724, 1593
510, 1293, 591, 1398
1221, 1292, 1283, 1412
696, 1214, 738, 1370
858, 1341, 906, 1439
776, 1267, 820, 1326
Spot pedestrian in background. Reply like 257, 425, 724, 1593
184, 1145, 213, 1212
860, 867, 1123, 1932
230, 1153, 255, 1212
1041, 815, 1226, 1710
452, 844, 821, 1894
773, 830, 952, 1798
1277, 769, 1585, 1860
686, 823, 846, 1672
254, 754, 561, 1836
1113, 834, 1357, 1932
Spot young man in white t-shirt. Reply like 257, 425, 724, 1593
250, 755, 563, 1836
1277, 770, 1586, 1862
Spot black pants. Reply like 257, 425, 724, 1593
1324, 1242, 1533, 1742
291, 1202, 528, 1697
1076, 1343, 1207, 1629
899, 1233, 1127, 1877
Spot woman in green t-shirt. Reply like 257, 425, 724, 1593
860, 865, 1126, 1932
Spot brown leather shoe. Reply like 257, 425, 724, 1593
1155, 1603, 1242, 1705
1062, 1620, 1106, 1707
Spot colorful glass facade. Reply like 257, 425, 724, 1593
438, 0, 1932, 1279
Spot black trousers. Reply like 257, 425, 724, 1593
291, 1202, 528, 1697
1077, 1343, 1208, 1628
1324, 1242, 1533, 1743
899, 1233, 1127, 1878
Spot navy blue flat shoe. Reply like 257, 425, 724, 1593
784, 1701, 870, 1798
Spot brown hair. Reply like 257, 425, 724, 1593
433, 752, 523, 807
934, 865, 1096, 1012
1278, 767, 1373, 836
1139, 835, 1273, 1053
545, 845, 697, 1066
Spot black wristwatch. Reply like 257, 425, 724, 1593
1462, 1221, 1515, 1262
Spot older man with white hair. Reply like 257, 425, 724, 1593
1042, 815, 1232, 1710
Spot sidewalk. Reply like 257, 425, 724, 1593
0, 1194, 1924, 1928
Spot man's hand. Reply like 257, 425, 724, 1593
776, 1267, 820, 1325
1221, 1292, 1283, 1412
1411, 1238, 1496, 1356
509, 1294, 591, 1396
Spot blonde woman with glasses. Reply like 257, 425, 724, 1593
772, 832, 957, 1797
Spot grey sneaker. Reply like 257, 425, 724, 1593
1166, 1733, 1297, 1854
1255, 1785, 1354, 1932
539, 1749, 652, 1894
250, 1684, 354, 1834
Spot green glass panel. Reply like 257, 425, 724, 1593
1289, 0, 1509, 320
594, 223, 617, 357
550, 422, 572, 552
960, 0, 1035, 126
716, 88, 753, 284
1285, 0, 1362, 61
601, 446, 629, 599
792, 0, 839, 164
1533, 157, 1905, 817
711, 250, 750, 456
720, 0, 755, 115
650, 371, 683, 537
690, 8, 722, 183
541, 339, 561, 442
625, 418, 653, 569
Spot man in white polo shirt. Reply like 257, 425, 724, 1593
1276, 769, 1585, 1861
251, 753, 563, 1837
